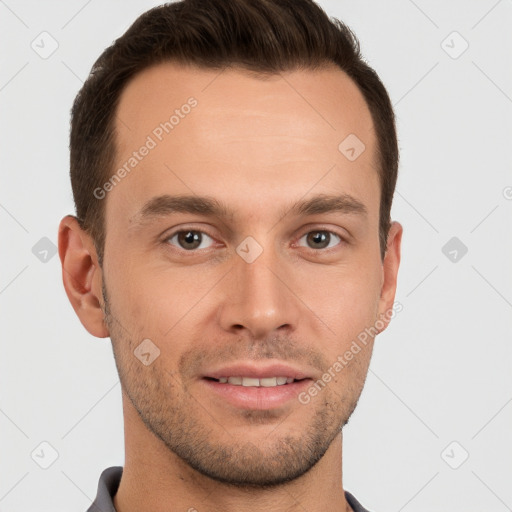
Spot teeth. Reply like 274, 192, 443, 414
242, 377, 260, 387
217, 376, 295, 387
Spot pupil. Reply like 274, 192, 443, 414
309, 231, 329, 249
180, 231, 201, 249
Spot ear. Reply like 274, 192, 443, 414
376, 221, 403, 333
58, 215, 109, 338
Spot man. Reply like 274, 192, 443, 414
58, 0, 402, 510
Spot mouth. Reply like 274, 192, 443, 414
203, 376, 307, 387
200, 363, 314, 410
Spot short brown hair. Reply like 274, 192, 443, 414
70, 0, 398, 265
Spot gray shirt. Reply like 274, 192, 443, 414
87, 466, 372, 512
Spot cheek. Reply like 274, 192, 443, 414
303, 262, 382, 335
109, 258, 218, 345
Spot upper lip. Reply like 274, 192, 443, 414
203, 362, 313, 380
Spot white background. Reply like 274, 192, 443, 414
1, 1, 511, 510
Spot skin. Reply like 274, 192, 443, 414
59, 62, 402, 512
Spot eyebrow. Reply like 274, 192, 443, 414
131, 193, 367, 226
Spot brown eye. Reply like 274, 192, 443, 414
298, 230, 342, 250
166, 230, 215, 251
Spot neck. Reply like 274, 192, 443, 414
113, 394, 352, 512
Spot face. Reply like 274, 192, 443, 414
93, 62, 400, 487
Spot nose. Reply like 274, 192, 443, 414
217, 243, 301, 340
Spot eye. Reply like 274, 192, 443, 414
296, 230, 343, 251
165, 230, 216, 251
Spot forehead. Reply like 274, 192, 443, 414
115, 61, 374, 144
107, 62, 378, 226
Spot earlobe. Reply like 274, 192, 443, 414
376, 221, 403, 333
58, 215, 109, 338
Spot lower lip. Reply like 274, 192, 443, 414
201, 378, 312, 410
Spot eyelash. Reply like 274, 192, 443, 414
163, 227, 347, 253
